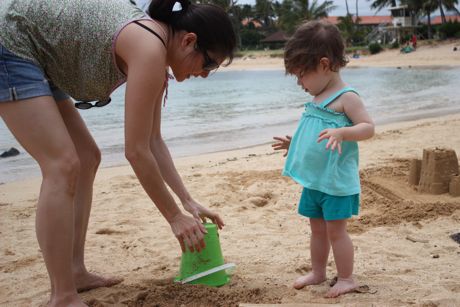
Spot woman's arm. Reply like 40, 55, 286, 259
116, 22, 206, 253
150, 93, 224, 228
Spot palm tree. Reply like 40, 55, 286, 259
356, 0, 360, 18
274, 0, 336, 33
366, 0, 397, 13
293, 0, 336, 21
274, 0, 299, 33
255, 0, 275, 27
437, 0, 460, 23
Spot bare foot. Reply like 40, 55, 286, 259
75, 271, 123, 293
325, 277, 357, 298
49, 294, 87, 307
293, 272, 326, 290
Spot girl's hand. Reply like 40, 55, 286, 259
317, 128, 344, 154
272, 135, 292, 157
182, 199, 225, 230
169, 212, 207, 253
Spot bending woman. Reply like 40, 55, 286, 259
0, 0, 236, 306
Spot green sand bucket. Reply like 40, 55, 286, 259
175, 223, 235, 287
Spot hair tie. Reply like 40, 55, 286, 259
172, 1, 182, 12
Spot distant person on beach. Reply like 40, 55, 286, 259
0, 0, 234, 306
411, 34, 417, 50
272, 20, 374, 298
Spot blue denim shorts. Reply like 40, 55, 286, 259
298, 187, 360, 221
0, 43, 69, 102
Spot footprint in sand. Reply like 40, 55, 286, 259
1, 255, 40, 273
295, 265, 311, 274
95, 228, 125, 235
245, 192, 274, 208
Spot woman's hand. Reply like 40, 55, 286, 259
182, 199, 225, 230
169, 212, 207, 253
317, 128, 344, 154
272, 135, 292, 157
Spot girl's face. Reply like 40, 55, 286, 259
294, 58, 332, 96
169, 32, 222, 82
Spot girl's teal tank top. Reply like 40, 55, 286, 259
283, 87, 360, 196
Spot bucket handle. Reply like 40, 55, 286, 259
178, 263, 236, 284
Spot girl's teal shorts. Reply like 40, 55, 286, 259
298, 187, 359, 221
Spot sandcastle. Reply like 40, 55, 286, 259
408, 147, 460, 196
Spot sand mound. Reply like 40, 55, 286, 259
86, 276, 284, 307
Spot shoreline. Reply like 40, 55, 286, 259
3, 110, 460, 186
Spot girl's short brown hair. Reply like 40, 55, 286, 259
284, 20, 348, 74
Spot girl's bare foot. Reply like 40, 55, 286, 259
293, 272, 326, 290
49, 294, 87, 307
75, 271, 123, 293
325, 277, 357, 298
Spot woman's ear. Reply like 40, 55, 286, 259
319, 57, 331, 72
180, 32, 198, 49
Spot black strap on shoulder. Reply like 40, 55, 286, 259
133, 20, 166, 48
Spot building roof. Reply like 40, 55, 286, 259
429, 15, 460, 25
323, 16, 393, 26
260, 31, 289, 43
241, 18, 263, 28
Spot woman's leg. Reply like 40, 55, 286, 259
0, 97, 86, 307
293, 218, 329, 289
56, 99, 122, 292
325, 219, 357, 298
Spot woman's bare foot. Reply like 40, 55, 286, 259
325, 277, 357, 298
75, 271, 123, 293
293, 272, 327, 290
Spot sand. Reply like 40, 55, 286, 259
223, 39, 460, 71
1, 41, 460, 307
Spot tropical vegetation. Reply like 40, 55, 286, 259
191, 0, 460, 50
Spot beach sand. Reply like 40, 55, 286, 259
223, 39, 460, 71
1, 41, 460, 307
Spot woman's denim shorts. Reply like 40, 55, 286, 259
0, 43, 69, 102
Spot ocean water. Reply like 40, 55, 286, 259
1, 67, 460, 182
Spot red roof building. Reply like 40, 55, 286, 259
241, 18, 263, 28
323, 16, 393, 26
429, 15, 460, 25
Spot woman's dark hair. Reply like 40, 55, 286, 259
284, 20, 348, 74
148, 0, 236, 65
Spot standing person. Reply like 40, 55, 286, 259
0, 0, 235, 306
411, 34, 417, 50
272, 20, 374, 298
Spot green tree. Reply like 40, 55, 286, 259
437, 0, 460, 24
294, 0, 336, 20
255, 0, 275, 27
274, 0, 336, 33
366, 0, 397, 13
274, 0, 298, 33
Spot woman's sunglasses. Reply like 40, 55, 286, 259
196, 45, 219, 72
74, 98, 111, 110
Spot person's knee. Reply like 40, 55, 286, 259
42, 153, 81, 194
80, 146, 101, 174
326, 221, 348, 242
310, 220, 327, 236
